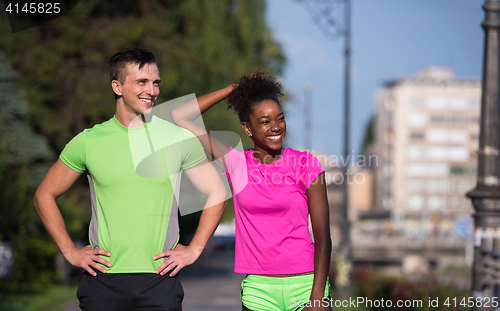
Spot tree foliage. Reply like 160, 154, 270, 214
0, 0, 285, 152
0, 52, 58, 284
361, 114, 375, 155
0, 0, 285, 283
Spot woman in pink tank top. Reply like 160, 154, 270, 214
172, 73, 332, 311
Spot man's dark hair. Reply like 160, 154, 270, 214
108, 48, 157, 84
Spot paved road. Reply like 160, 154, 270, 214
61, 249, 243, 311
180, 249, 244, 311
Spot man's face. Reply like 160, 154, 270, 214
117, 62, 161, 115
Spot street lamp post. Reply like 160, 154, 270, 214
296, 0, 353, 296
466, 0, 500, 308
338, 0, 352, 298
304, 84, 313, 151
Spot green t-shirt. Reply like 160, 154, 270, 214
60, 116, 206, 273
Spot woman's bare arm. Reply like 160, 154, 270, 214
171, 85, 235, 168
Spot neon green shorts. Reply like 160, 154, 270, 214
241, 274, 330, 311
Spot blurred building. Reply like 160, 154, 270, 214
374, 66, 481, 225
316, 152, 375, 249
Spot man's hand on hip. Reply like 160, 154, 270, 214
154, 243, 201, 277
65, 245, 111, 276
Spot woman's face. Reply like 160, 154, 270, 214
244, 99, 286, 152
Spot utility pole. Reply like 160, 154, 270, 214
466, 0, 500, 309
296, 0, 353, 297
304, 84, 313, 151
338, 0, 352, 298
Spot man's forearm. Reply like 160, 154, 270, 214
34, 193, 76, 257
152, 190, 227, 277
188, 195, 227, 255
34, 191, 112, 275
181, 159, 228, 256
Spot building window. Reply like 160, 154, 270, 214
407, 163, 448, 177
470, 116, 480, 124
407, 164, 426, 176
427, 180, 448, 193
407, 146, 424, 159
451, 98, 468, 110
450, 130, 468, 144
430, 115, 445, 123
410, 132, 425, 140
428, 196, 445, 210
426, 129, 468, 144
447, 180, 475, 194
407, 113, 428, 127
411, 97, 425, 107
407, 195, 425, 210
448, 197, 462, 209
450, 166, 466, 175
407, 146, 469, 162
449, 147, 469, 162
470, 99, 480, 109
449, 181, 461, 193
428, 164, 449, 177
407, 180, 426, 192
451, 116, 466, 124
429, 115, 474, 125
427, 147, 448, 160
427, 129, 448, 143
428, 97, 447, 110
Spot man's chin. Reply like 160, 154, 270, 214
142, 107, 153, 115
130, 108, 154, 126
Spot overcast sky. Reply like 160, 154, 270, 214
266, 0, 484, 156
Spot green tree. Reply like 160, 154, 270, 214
0, 0, 285, 282
361, 114, 375, 155
0, 52, 74, 284
0, 0, 285, 152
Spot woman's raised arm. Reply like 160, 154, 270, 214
171, 85, 235, 168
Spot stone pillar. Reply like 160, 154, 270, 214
466, 1, 500, 309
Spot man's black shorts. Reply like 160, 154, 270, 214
77, 271, 184, 311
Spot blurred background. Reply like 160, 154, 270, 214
0, 0, 484, 310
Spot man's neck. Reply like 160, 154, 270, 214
115, 101, 152, 128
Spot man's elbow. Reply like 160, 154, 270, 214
212, 187, 228, 203
33, 187, 53, 213
170, 109, 183, 124
206, 186, 228, 209
170, 109, 178, 122
33, 188, 43, 213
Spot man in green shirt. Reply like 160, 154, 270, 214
34, 48, 227, 310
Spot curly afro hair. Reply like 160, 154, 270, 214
227, 72, 283, 123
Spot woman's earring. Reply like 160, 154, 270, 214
248, 133, 252, 137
